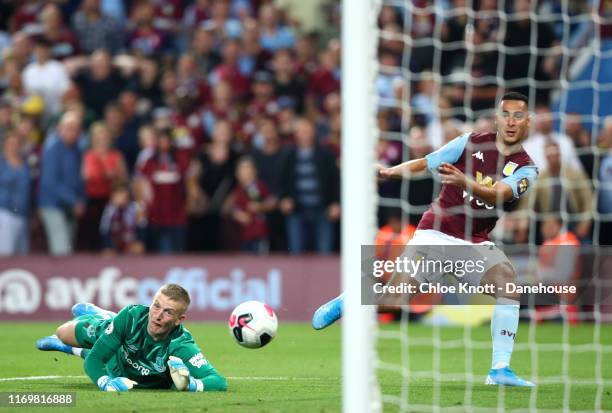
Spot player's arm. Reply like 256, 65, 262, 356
84, 307, 137, 391
439, 162, 539, 205
379, 133, 470, 180
378, 158, 428, 179
168, 346, 228, 392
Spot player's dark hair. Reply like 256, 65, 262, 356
159, 284, 191, 311
500, 91, 529, 106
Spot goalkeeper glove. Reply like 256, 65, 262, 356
97, 375, 138, 392
168, 356, 204, 392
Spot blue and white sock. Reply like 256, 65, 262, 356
491, 297, 520, 369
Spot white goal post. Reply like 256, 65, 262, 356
341, 0, 381, 412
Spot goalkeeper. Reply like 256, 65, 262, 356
36, 284, 227, 392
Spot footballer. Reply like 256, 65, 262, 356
36, 284, 228, 392
313, 91, 538, 387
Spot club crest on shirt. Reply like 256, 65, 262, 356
152, 355, 167, 373
517, 178, 529, 195
503, 161, 519, 176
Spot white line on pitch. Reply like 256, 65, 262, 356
0, 375, 328, 382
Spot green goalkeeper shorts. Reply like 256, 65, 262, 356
73, 314, 113, 348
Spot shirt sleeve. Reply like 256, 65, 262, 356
500, 165, 539, 199
172, 344, 228, 391
425, 133, 470, 171
83, 306, 130, 384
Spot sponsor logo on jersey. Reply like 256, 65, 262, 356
463, 171, 495, 209
501, 329, 516, 340
517, 178, 529, 195
189, 353, 208, 369
105, 322, 114, 335
121, 348, 151, 376
472, 151, 484, 161
503, 161, 519, 176
126, 343, 139, 353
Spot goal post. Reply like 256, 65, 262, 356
341, 0, 381, 412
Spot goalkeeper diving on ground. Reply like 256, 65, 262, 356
35, 283, 227, 392
313, 91, 538, 387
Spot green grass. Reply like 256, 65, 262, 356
0, 322, 611, 412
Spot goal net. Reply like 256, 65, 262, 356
343, 0, 612, 412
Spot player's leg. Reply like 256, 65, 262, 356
312, 294, 344, 330
71, 302, 117, 319
480, 260, 534, 387
36, 314, 109, 359
312, 231, 439, 330
36, 320, 87, 357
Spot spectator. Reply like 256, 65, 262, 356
411, 72, 438, 127
182, 0, 212, 37
22, 35, 71, 119
597, 116, 612, 246
114, 90, 147, 172
280, 117, 340, 254
503, 0, 560, 102
5, 31, 33, 70
38, 111, 85, 255
0, 131, 31, 255
564, 112, 595, 179
72, 49, 127, 119
189, 26, 221, 76
128, 2, 170, 58
240, 17, 272, 77
0, 99, 12, 155
231, 156, 275, 253
187, 119, 239, 251
251, 117, 289, 251
79, 121, 127, 250
200, 81, 241, 139
136, 128, 190, 253
523, 104, 583, 172
306, 40, 340, 116
521, 141, 593, 242
128, 58, 163, 111
99, 183, 146, 255
209, 37, 251, 101
405, 126, 437, 226
258, 3, 295, 52
72, 0, 124, 55
272, 49, 306, 114
203, 0, 243, 41
135, 124, 158, 169
39, 3, 80, 60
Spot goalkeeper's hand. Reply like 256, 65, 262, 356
168, 356, 204, 392
97, 375, 138, 392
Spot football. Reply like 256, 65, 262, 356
228, 301, 278, 349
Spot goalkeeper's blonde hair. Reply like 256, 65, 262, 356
159, 284, 191, 313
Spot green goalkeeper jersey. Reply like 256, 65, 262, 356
84, 305, 227, 390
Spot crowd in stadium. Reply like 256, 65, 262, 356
0, 0, 610, 256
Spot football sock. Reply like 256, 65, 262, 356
491, 297, 520, 369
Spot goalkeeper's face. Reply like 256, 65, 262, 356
496, 100, 530, 145
147, 292, 187, 340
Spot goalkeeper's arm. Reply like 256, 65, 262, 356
84, 308, 137, 391
168, 351, 228, 392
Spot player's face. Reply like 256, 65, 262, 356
496, 100, 530, 145
147, 292, 186, 340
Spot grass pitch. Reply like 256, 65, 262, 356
0, 321, 610, 412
